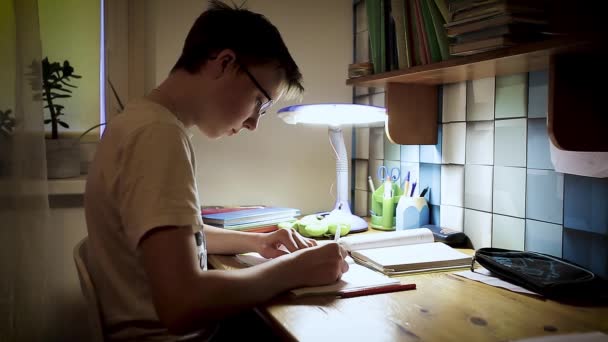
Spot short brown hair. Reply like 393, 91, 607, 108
172, 0, 304, 98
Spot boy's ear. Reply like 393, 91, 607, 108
210, 49, 237, 78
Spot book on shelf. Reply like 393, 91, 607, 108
445, 13, 547, 37
339, 228, 472, 275
427, 0, 451, 60
433, 0, 450, 23
390, 0, 412, 69
450, 1, 545, 23
407, 0, 424, 66
413, 0, 432, 64
420, 0, 444, 62
449, 35, 514, 55
452, 23, 546, 44
202, 207, 300, 225
366, 0, 386, 73
236, 251, 404, 297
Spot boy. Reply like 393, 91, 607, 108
84, 1, 349, 341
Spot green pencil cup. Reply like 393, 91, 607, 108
370, 182, 403, 231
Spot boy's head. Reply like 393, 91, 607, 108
171, 1, 304, 138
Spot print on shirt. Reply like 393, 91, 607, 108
195, 230, 208, 271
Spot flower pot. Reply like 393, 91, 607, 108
46, 138, 80, 179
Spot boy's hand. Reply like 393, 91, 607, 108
287, 243, 350, 287
256, 228, 317, 259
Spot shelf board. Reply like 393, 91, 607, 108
48, 175, 87, 195
347, 38, 591, 87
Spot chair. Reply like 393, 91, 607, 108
74, 237, 105, 342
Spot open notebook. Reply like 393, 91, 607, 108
236, 253, 401, 297
339, 228, 472, 275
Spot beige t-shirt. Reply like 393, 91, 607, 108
84, 98, 213, 341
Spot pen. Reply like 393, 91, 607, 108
409, 181, 417, 197
338, 283, 416, 298
419, 186, 429, 198
334, 222, 341, 242
368, 176, 376, 193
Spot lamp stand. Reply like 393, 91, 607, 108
326, 127, 368, 233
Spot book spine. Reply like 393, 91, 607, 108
413, 0, 431, 64
427, 0, 450, 60
366, 0, 385, 73
391, 0, 409, 69
420, 0, 442, 62
407, 0, 423, 65
432, 0, 450, 23
401, 0, 413, 68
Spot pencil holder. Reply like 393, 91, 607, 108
370, 183, 402, 231
395, 196, 429, 230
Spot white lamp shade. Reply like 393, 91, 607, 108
277, 103, 386, 126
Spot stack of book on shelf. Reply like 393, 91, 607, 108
363, 0, 451, 74
201, 206, 300, 233
445, 0, 550, 56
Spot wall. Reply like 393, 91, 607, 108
0, 1, 16, 113
352, 71, 608, 278
38, 0, 100, 136
37, 0, 99, 339
144, 0, 353, 215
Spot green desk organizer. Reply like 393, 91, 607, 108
370, 182, 403, 230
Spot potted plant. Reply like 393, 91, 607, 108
42, 57, 82, 179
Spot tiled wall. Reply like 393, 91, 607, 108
351, 71, 608, 278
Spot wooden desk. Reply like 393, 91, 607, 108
209, 247, 608, 341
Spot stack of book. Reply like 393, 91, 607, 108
201, 206, 300, 233
445, 0, 550, 56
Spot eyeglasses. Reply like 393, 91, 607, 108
242, 66, 273, 115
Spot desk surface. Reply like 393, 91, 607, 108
209, 243, 608, 341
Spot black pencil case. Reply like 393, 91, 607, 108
472, 248, 608, 301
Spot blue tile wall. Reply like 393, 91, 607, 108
352, 71, 608, 276
528, 71, 549, 118
420, 125, 442, 164
527, 118, 554, 170
563, 228, 608, 278
525, 219, 562, 257
526, 169, 563, 224
419, 163, 441, 206
564, 175, 608, 235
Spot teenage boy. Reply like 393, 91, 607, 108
85, 1, 349, 340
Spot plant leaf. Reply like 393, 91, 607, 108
58, 120, 69, 128
54, 87, 72, 93
60, 80, 77, 88
44, 119, 52, 124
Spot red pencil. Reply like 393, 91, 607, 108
338, 283, 416, 298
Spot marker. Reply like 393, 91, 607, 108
419, 186, 429, 198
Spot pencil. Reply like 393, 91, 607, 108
368, 176, 375, 192
338, 283, 416, 298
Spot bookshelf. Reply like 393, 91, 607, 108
346, 37, 606, 151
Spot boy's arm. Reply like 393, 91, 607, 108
202, 224, 315, 256
139, 225, 348, 335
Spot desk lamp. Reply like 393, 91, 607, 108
278, 103, 386, 232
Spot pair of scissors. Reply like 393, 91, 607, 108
377, 166, 400, 183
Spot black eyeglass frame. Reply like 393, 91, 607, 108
241, 66, 273, 115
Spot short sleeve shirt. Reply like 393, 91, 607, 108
84, 98, 212, 341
